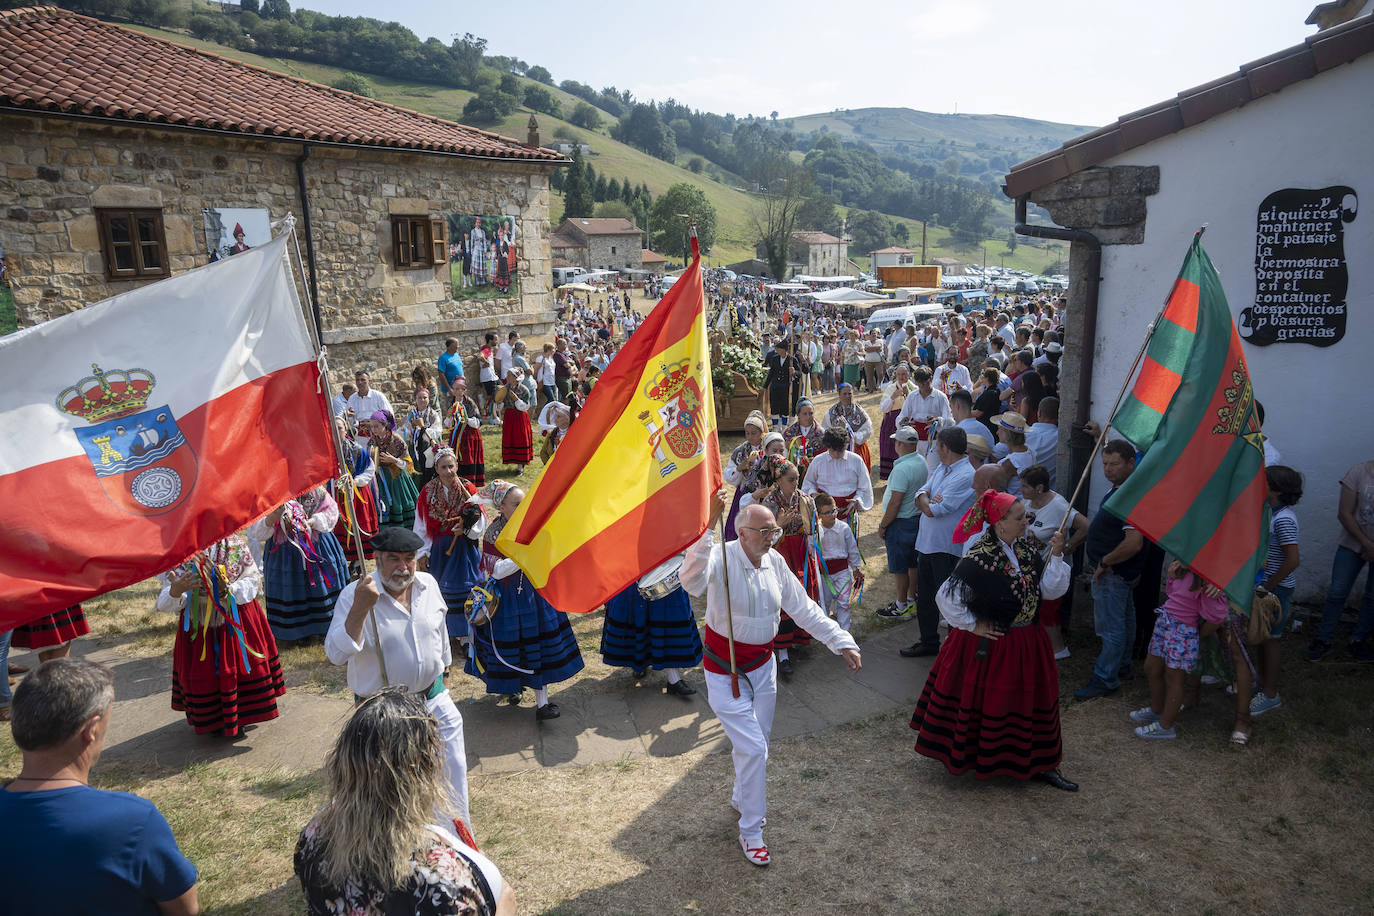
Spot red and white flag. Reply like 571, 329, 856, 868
0, 233, 336, 626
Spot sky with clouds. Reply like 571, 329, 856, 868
304, 0, 1319, 128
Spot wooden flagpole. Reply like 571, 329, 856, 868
286, 218, 390, 687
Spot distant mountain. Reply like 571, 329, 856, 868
786, 106, 1092, 171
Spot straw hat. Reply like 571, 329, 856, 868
966, 433, 992, 458
993, 413, 1028, 433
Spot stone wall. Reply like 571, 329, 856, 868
0, 113, 559, 407
584, 233, 642, 271
1028, 165, 1160, 245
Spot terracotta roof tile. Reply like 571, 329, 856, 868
558, 217, 640, 235
0, 6, 566, 163
793, 230, 842, 244
1004, 14, 1374, 198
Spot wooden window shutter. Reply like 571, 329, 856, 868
430, 218, 448, 266
392, 217, 410, 267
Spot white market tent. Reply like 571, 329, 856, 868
794, 274, 858, 285
806, 286, 893, 306
556, 282, 597, 293
766, 283, 810, 292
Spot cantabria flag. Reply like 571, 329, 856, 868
497, 235, 721, 613
0, 234, 337, 625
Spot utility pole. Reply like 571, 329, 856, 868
982, 245, 987, 270
921, 220, 927, 264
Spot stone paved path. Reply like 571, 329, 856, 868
63, 619, 933, 778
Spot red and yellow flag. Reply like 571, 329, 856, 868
496, 237, 721, 612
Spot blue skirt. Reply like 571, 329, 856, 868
431, 533, 483, 639
262, 532, 350, 641
600, 584, 703, 670
465, 572, 585, 693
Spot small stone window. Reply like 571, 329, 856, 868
97, 208, 170, 279
610, 245, 617, 254
391, 215, 449, 269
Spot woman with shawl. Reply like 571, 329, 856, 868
498, 367, 534, 473
251, 487, 351, 643
781, 398, 825, 482
824, 383, 874, 472
909, 489, 1078, 792
445, 377, 486, 486
368, 409, 420, 529
465, 480, 585, 720
877, 367, 914, 480
414, 448, 485, 644
722, 411, 767, 540
329, 415, 381, 567
740, 456, 815, 678
156, 533, 286, 737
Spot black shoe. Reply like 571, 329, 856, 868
778, 658, 795, 678
1034, 769, 1078, 792
632, 668, 648, 679
665, 680, 697, 697
535, 703, 561, 721
900, 643, 939, 658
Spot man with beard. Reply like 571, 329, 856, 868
327, 527, 471, 836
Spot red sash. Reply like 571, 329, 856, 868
824, 558, 849, 574
703, 626, 773, 675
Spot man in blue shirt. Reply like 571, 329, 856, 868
436, 337, 465, 410
0, 658, 199, 915
875, 426, 929, 620
901, 427, 978, 657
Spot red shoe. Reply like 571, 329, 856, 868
739, 836, 770, 867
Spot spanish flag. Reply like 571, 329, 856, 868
496, 235, 721, 612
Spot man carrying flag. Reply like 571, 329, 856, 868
681, 490, 861, 867
1072, 232, 1270, 698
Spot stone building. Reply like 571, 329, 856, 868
1003, 10, 1373, 600
548, 217, 644, 272
759, 230, 849, 278
0, 6, 566, 404
640, 249, 668, 276
870, 246, 918, 268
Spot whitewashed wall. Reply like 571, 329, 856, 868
1081, 53, 1374, 601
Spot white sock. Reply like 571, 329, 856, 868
535, 687, 550, 707
666, 667, 682, 684
776, 649, 789, 662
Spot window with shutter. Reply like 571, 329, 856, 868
97, 208, 170, 279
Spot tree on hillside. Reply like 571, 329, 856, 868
523, 84, 561, 118
451, 33, 487, 88
569, 102, 602, 130
795, 193, 838, 235
612, 104, 677, 163
461, 69, 520, 125
594, 200, 634, 221
527, 65, 553, 84
240, 0, 258, 11
893, 222, 910, 244
752, 165, 814, 281
650, 184, 717, 259
562, 147, 595, 219
332, 73, 375, 98
847, 210, 893, 255
261, 0, 290, 19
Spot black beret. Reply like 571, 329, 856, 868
370, 526, 424, 553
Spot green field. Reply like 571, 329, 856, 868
122, 25, 1064, 273
0, 283, 15, 336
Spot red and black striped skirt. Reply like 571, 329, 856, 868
11, 605, 89, 649
909, 625, 1062, 780
171, 598, 286, 736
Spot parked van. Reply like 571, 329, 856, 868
864, 303, 949, 333
552, 266, 581, 285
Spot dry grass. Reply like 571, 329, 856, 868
5, 385, 1374, 914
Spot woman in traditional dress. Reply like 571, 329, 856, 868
824, 382, 874, 472
445, 376, 486, 486
909, 489, 1078, 792
156, 533, 286, 738
599, 556, 702, 697
781, 398, 825, 482
741, 456, 815, 678
498, 368, 533, 474
415, 449, 485, 647
465, 481, 584, 720
494, 229, 512, 293
536, 400, 572, 464
252, 487, 351, 644
329, 415, 381, 569
722, 411, 767, 540
368, 409, 420, 529
877, 366, 914, 480
8, 605, 88, 663
404, 386, 443, 491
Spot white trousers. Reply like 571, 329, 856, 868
822, 568, 854, 631
426, 691, 471, 829
706, 657, 777, 842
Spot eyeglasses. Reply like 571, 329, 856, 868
740, 525, 784, 537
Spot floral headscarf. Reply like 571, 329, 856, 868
954, 489, 1019, 544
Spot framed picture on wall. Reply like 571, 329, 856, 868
202, 208, 271, 263
447, 214, 518, 301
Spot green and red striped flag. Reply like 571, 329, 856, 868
1105, 234, 1270, 610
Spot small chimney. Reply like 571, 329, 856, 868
526, 115, 540, 148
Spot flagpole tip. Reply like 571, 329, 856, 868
1196, 224, 1208, 238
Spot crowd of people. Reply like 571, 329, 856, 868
4, 271, 1373, 908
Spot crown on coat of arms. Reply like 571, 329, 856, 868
644, 359, 697, 401
56, 363, 156, 422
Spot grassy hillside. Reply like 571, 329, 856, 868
121, 26, 1063, 272
788, 106, 1090, 162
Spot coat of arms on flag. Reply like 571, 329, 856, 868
639, 359, 707, 478
61, 363, 198, 515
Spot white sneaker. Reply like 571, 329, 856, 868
740, 836, 770, 866
1200, 675, 1222, 685
1128, 705, 1159, 724
1053, 647, 1071, 660
1134, 720, 1177, 740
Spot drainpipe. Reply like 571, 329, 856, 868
1014, 194, 1101, 514
295, 144, 322, 337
